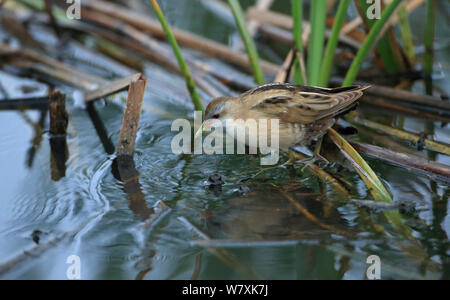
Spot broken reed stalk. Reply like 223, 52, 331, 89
84, 73, 142, 103
274, 48, 295, 83
49, 91, 69, 181
246, 0, 274, 37
0, 231, 71, 278
0, 42, 106, 90
82, 0, 280, 75
364, 84, 450, 111
227, 0, 265, 85
117, 76, 147, 157
49, 91, 68, 136
327, 129, 416, 241
307, 0, 327, 86
343, 0, 404, 86
318, 0, 351, 87
424, 0, 436, 95
148, 0, 204, 113
246, 9, 361, 49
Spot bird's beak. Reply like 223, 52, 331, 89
194, 120, 212, 140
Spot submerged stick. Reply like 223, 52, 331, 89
117, 76, 147, 157
279, 190, 350, 237
0, 231, 71, 278
351, 142, 450, 184
361, 96, 450, 123
292, 151, 350, 197
247, 0, 273, 37
49, 91, 68, 136
0, 97, 49, 110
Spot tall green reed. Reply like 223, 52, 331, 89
149, 0, 204, 113
307, 0, 327, 86
357, 0, 402, 73
227, 0, 265, 85
318, 0, 351, 87
343, 0, 404, 86
292, 0, 305, 84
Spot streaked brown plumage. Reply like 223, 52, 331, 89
204, 83, 369, 151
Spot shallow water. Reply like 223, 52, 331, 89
0, 0, 449, 280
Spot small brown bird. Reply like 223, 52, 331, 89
201, 83, 369, 163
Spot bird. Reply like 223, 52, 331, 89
201, 83, 370, 164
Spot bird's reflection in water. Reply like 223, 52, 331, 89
206, 184, 350, 241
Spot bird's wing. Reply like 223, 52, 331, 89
244, 84, 368, 124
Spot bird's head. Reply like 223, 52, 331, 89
205, 97, 231, 121
194, 97, 233, 140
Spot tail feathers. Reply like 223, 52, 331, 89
316, 85, 370, 120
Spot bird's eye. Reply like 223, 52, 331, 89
212, 114, 220, 119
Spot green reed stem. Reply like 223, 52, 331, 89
398, 5, 416, 65
357, 0, 401, 73
424, 0, 436, 95
227, 0, 265, 85
149, 0, 204, 113
318, 0, 350, 87
343, 0, 403, 86
307, 0, 327, 86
